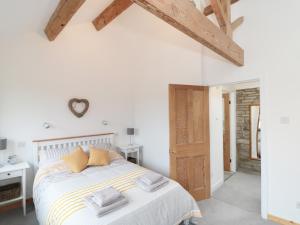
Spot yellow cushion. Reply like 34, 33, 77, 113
108, 150, 123, 161
88, 147, 110, 166
62, 147, 89, 173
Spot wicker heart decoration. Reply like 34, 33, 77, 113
68, 98, 89, 118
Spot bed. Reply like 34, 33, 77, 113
32, 133, 201, 225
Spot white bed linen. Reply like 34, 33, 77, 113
33, 159, 201, 225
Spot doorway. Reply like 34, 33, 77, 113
235, 85, 261, 174
209, 80, 264, 215
220, 81, 261, 176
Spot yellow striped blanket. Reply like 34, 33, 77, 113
47, 168, 146, 225
33, 160, 201, 225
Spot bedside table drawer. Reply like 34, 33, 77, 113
0, 170, 22, 180
127, 148, 138, 153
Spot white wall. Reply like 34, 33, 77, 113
209, 87, 224, 192
209, 87, 237, 193
0, 1, 204, 195
0, 24, 135, 197
130, 6, 204, 176
202, 0, 300, 222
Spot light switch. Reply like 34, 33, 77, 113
280, 117, 290, 125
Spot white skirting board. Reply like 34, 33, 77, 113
211, 179, 224, 194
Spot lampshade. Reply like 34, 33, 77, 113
0, 138, 7, 150
127, 128, 135, 136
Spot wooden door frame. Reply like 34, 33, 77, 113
223, 93, 231, 171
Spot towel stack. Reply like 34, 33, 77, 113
136, 172, 169, 192
84, 187, 128, 217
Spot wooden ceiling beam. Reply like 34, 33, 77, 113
45, 0, 244, 66
204, 0, 239, 16
221, 0, 232, 37
221, 0, 231, 19
210, 0, 228, 33
232, 16, 244, 31
133, 0, 244, 66
93, 0, 133, 31
45, 0, 86, 41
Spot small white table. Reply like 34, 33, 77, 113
119, 145, 142, 165
0, 162, 30, 215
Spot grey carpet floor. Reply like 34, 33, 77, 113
224, 171, 234, 181
0, 172, 277, 225
0, 204, 38, 225
197, 172, 278, 225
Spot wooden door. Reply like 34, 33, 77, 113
169, 84, 210, 200
223, 93, 231, 172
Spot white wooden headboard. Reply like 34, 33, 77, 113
33, 133, 115, 168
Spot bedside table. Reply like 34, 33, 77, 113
0, 162, 30, 216
119, 145, 142, 165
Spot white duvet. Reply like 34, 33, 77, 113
33, 159, 201, 225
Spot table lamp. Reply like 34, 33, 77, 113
127, 128, 134, 145
0, 138, 7, 168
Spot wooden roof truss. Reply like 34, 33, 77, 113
44, 0, 244, 66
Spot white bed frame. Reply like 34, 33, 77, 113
33, 133, 115, 169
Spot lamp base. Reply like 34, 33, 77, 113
129, 135, 134, 146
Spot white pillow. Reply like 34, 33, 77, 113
92, 143, 114, 150
38, 143, 118, 166
39, 148, 71, 166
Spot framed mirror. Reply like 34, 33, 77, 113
250, 105, 261, 160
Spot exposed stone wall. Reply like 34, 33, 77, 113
236, 88, 261, 172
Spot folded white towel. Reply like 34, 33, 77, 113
139, 172, 163, 185
84, 195, 128, 217
136, 177, 169, 192
92, 187, 121, 207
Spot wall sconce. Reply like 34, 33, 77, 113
43, 122, 51, 129
102, 120, 109, 126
